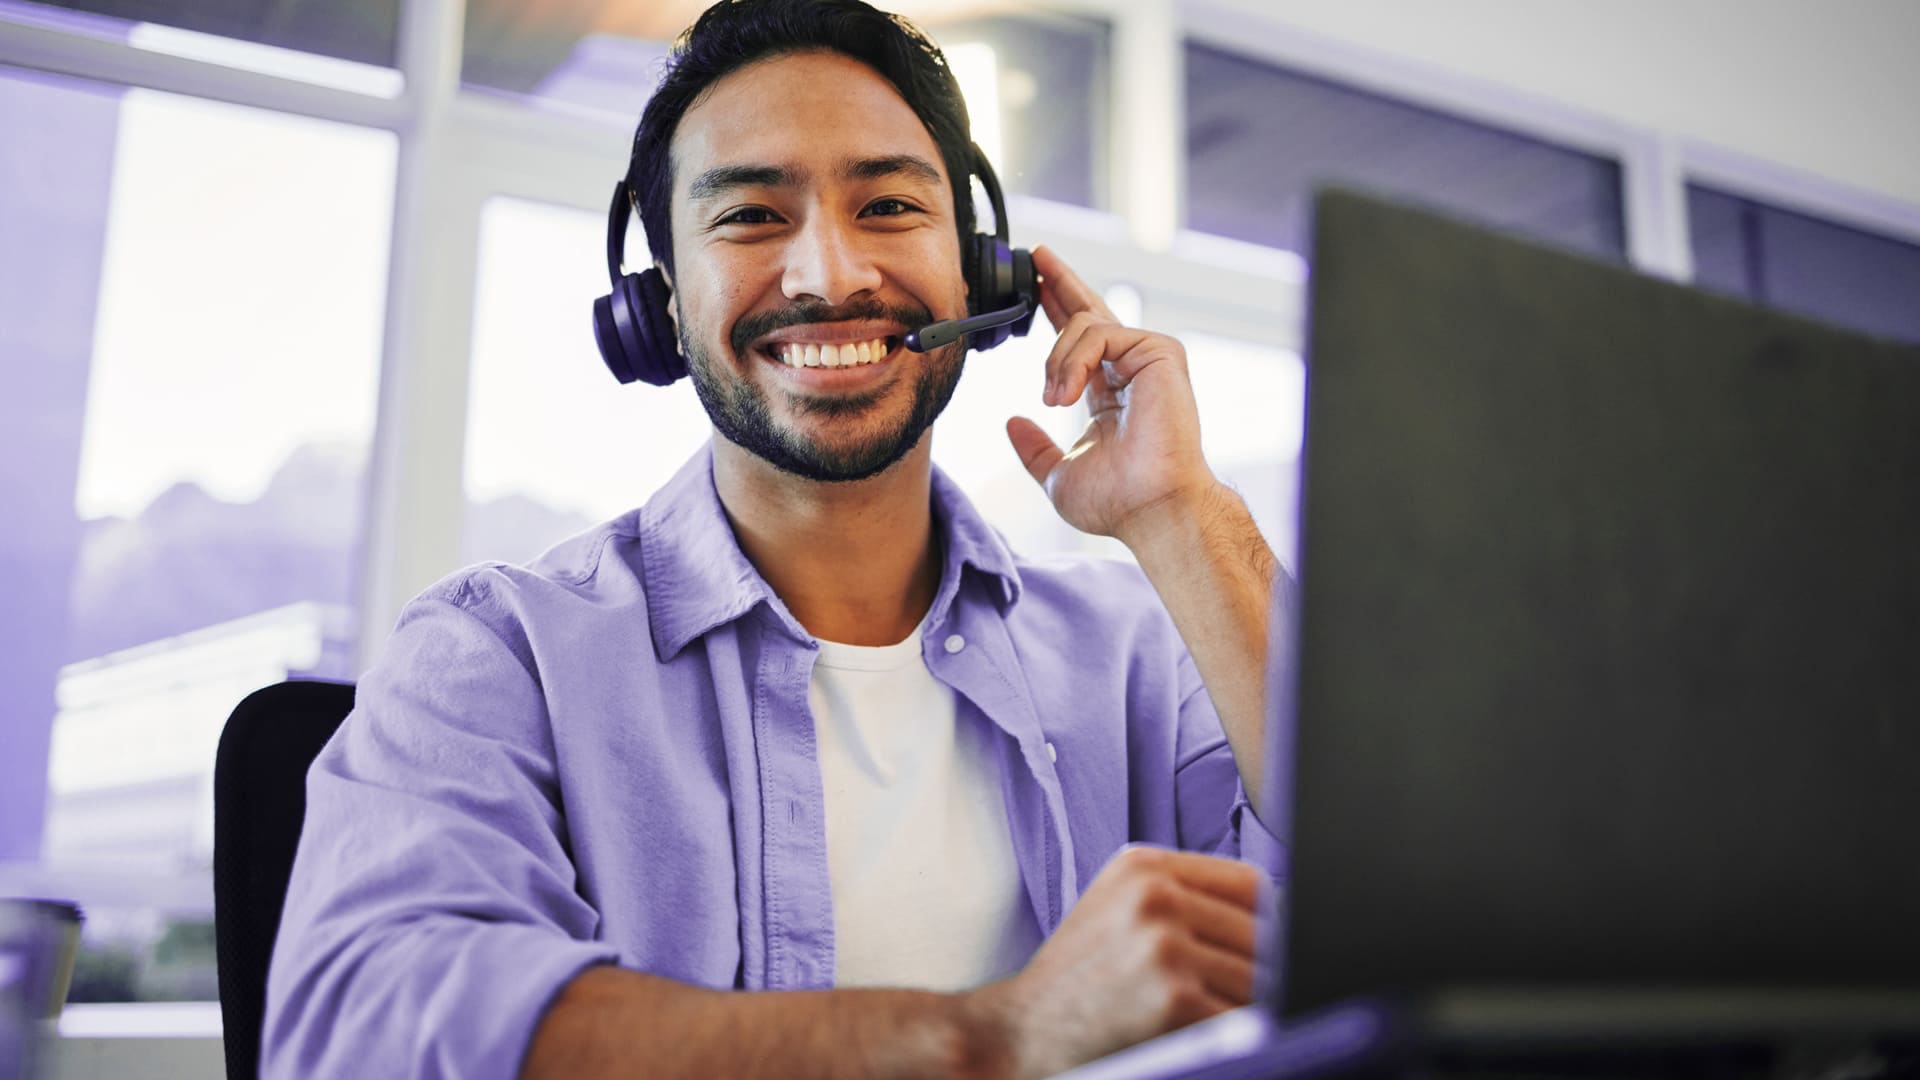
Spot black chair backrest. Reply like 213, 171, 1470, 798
213, 679, 354, 1080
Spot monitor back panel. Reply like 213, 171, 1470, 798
1282, 189, 1920, 1016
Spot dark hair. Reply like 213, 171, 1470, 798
628, 0, 978, 280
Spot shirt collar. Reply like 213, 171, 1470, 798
928, 461, 1024, 616
637, 445, 1025, 661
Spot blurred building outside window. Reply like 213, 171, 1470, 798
0, 65, 393, 1004
462, 197, 708, 564
0, 0, 402, 95
457, 2, 1108, 210
1183, 41, 1628, 264
1180, 332, 1306, 573
1687, 184, 1920, 346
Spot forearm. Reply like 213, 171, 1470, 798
1120, 482, 1279, 808
523, 966, 1015, 1080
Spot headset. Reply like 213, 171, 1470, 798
592, 141, 1038, 387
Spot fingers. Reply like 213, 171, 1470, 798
1173, 884, 1259, 957
1164, 854, 1264, 914
1044, 319, 1185, 408
1143, 868, 1259, 1002
1093, 846, 1265, 1011
1033, 246, 1191, 410
1147, 932, 1253, 1026
1166, 976, 1245, 1030
1032, 244, 1114, 330
1005, 417, 1065, 493
1115, 845, 1264, 913
1041, 310, 1106, 406
1180, 934, 1259, 1007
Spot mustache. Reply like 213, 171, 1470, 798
729, 298, 934, 357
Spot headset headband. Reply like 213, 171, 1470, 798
606, 182, 634, 280
972, 142, 1011, 244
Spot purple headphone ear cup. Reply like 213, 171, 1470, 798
966, 233, 1038, 351
967, 233, 1002, 349
634, 268, 689, 385
594, 286, 642, 384
1008, 247, 1038, 337
592, 271, 687, 387
619, 275, 665, 384
968, 233, 997, 319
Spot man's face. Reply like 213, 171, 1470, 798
666, 49, 971, 483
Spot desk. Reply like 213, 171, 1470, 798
41, 1002, 223, 1080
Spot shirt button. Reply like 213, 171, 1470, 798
944, 633, 966, 654
1046, 741, 1058, 763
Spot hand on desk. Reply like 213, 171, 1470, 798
967, 846, 1267, 1079
525, 846, 1265, 1079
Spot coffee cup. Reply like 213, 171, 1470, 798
0, 900, 83, 1021
33, 901, 83, 1020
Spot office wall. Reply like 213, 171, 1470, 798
1215, 0, 1920, 205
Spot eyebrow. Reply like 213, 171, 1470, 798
686, 163, 801, 202
685, 155, 945, 203
843, 154, 944, 185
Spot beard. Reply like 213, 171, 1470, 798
682, 298, 966, 483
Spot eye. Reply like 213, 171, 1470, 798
716, 206, 780, 226
863, 198, 923, 218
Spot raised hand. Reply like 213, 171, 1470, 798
1004, 246, 1218, 550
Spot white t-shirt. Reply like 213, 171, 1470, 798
809, 626, 1043, 991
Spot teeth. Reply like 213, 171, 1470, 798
775, 338, 890, 369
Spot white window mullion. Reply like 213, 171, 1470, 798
1622, 131, 1694, 282
0, 16, 406, 128
354, 0, 473, 666
1111, 0, 1182, 252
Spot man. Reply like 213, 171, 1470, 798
264, 1, 1288, 1076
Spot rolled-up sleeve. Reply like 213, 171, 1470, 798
1171, 569, 1296, 887
1171, 714, 1287, 886
262, 579, 618, 1080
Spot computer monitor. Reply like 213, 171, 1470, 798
1279, 188, 1920, 1020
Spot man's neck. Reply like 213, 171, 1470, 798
710, 436, 941, 647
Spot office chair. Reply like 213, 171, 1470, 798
213, 679, 354, 1080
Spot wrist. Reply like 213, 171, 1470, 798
1114, 476, 1229, 563
950, 982, 1026, 1080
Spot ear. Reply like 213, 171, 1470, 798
655, 262, 681, 331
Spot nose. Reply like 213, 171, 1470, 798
781, 211, 882, 307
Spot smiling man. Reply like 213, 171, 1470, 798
262, 2, 1288, 1078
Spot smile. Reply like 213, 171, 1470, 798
769, 337, 897, 369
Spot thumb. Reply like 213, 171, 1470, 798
1005, 416, 1064, 494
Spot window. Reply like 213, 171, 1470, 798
1184, 43, 1626, 262
2, 0, 402, 94
1688, 184, 1920, 345
462, 197, 710, 564
1183, 333, 1306, 570
0, 64, 393, 1001
457, 6, 1108, 209
919, 13, 1109, 209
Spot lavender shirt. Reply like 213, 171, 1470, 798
263, 447, 1287, 1079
